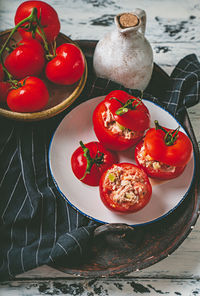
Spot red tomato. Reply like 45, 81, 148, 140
104, 90, 150, 131
144, 121, 193, 167
4, 39, 45, 80
0, 82, 11, 104
14, 1, 60, 43
135, 140, 186, 180
71, 141, 118, 186
7, 76, 49, 112
99, 163, 152, 213
45, 43, 85, 85
93, 90, 150, 151
0, 64, 4, 81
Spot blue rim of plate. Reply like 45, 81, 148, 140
48, 97, 196, 227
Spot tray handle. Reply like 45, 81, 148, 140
94, 223, 134, 237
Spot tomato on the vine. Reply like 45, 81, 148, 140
7, 76, 49, 112
14, 0, 60, 43
71, 141, 118, 186
45, 43, 85, 85
5, 39, 45, 80
93, 90, 150, 151
99, 163, 152, 213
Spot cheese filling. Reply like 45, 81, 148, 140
105, 165, 147, 207
137, 144, 176, 173
102, 109, 140, 140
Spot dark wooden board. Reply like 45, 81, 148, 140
51, 40, 200, 277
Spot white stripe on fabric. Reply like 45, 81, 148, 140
88, 77, 98, 98
196, 74, 199, 103
184, 59, 199, 70
175, 62, 198, 74
44, 142, 57, 248
7, 193, 28, 277
0, 127, 14, 155
0, 148, 17, 188
49, 255, 54, 263
65, 204, 71, 232
21, 226, 27, 273
162, 101, 178, 105
35, 210, 43, 267
172, 77, 188, 81
166, 90, 181, 93
82, 226, 90, 236
32, 130, 44, 267
2, 172, 22, 224
57, 242, 68, 255
184, 93, 200, 97
76, 211, 79, 229
18, 138, 34, 219
166, 78, 184, 113
66, 233, 82, 255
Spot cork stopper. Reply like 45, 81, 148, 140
118, 13, 139, 28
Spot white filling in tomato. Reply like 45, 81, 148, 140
104, 165, 147, 206
102, 109, 140, 140
137, 144, 176, 172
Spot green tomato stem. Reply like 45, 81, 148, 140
110, 96, 142, 115
0, 7, 53, 81
0, 8, 38, 83
79, 141, 104, 180
154, 120, 180, 146
79, 141, 93, 180
0, 8, 37, 58
35, 26, 52, 58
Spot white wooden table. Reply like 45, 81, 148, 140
0, 0, 200, 295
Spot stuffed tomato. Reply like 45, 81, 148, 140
93, 90, 150, 151
71, 141, 118, 186
135, 120, 193, 180
99, 163, 152, 213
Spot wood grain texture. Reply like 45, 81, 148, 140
0, 0, 200, 294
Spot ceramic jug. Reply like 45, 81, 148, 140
93, 9, 153, 90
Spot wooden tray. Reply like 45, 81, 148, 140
50, 40, 200, 277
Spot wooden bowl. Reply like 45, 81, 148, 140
0, 30, 88, 121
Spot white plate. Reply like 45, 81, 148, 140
49, 96, 195, 226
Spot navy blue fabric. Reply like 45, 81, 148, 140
0, 54, 200, 281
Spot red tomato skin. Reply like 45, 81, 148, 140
71, 141, 118, 186
0, 64, 4, 81
99, 163, 152, 213
7, 76, 49, 112
93, 98, 144, 151
14, 1, 60, 43
135, 140, 186, 180
104, 90, 150, 131
144, 127, 193, 167
0, 82, 11, 104
5, 39, 45, 80
45, 43, 85, 85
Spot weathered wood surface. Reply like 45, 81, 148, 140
1, 278, 200, 295
0, 0, 200, 295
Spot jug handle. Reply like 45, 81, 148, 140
133, 8, 146, 35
